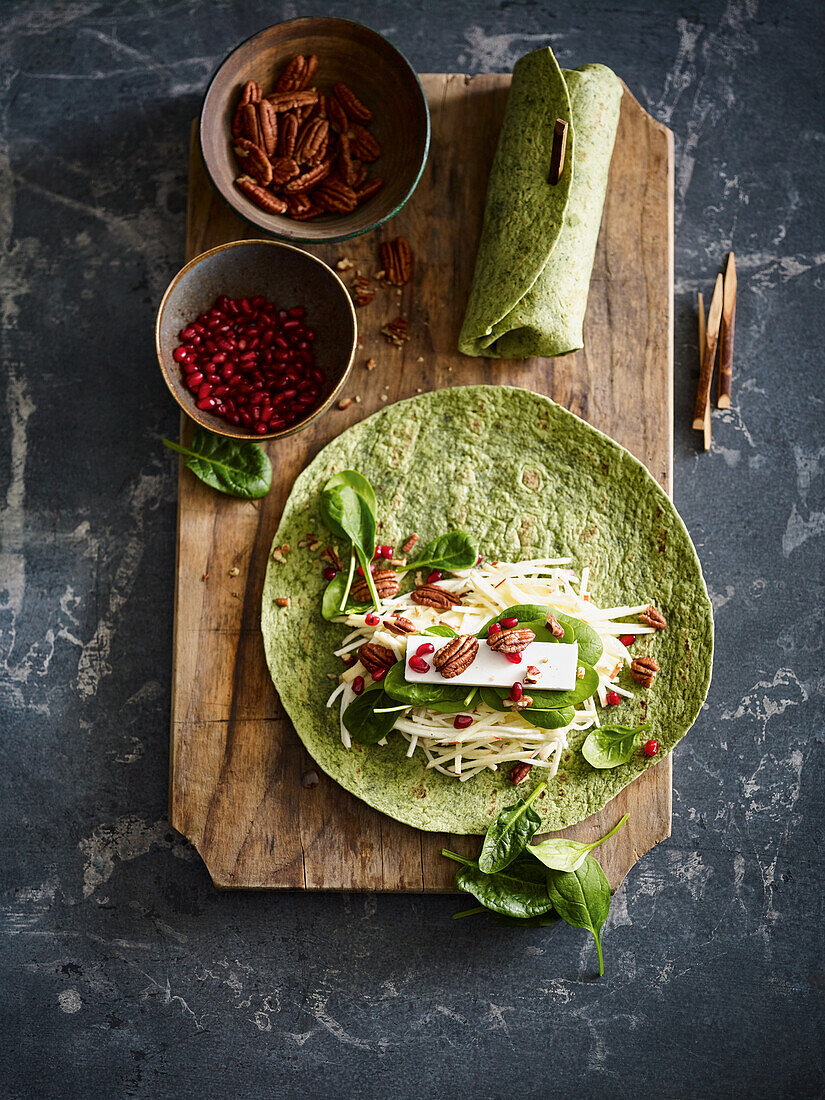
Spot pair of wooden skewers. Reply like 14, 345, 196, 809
694, 252, 737, 450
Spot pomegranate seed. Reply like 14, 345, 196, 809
426, 570, 442, 584
500, 616, 519, 628
476, 556, 482, 565
619, 634, 636, 648
488, 622, 502, 637
408, 656, 430, 674
322, 566, 338, 581
605, 691, 621, 706
380, 545, 394, 559
505, 653, 522, 665
254, 422, 268, 434
365, 612, 380, 626
415, 642, 435, 657
352, 676, 365, 695
186, 372, 204, 390
453, 714, 473, 730
643, 739, 659, 757
173, 346, 188, 362
197, 383, 213, 400
509, 682, 523, 702
371, 666, 388, 682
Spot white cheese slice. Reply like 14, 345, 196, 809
404, 637, 579, 690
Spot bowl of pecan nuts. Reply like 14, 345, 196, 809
200, 17, 431, 242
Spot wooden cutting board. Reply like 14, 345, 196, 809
170, 74, 674, 891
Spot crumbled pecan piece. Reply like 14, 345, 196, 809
524, 665, 541, 685
383, 615, 415, 635
630, 655, 660, 688
433, 635, 478, 679
380, 237, 413, 286
380, 316, 409, 347
337, 397, 353, 410
358, 642, 396, 675
351, 276, 375, 307
487, 628, 536, 654
401, 534, 419, 555
503, 694, 534, 710
639, 605, 667, 630
545, 613, 564, 638
321, 545, 343, 572
510, 762, 533, 785
333, 82, 372, 122
411, 584, 462, 610
351, 569, 400, 603
274, 596, 290, 608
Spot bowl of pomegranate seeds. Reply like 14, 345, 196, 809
155, 239, 357, 438
200, 17, 430, 242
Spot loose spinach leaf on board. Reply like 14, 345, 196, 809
582, 723, 651, 769
342, 686, 408, 744
410, 532, 478, 573
443, 851, 556, 920
478, 782, 547, 873
487, 664, 599, 711
545, 855, 611, 976
321, 571, 371, 621
382, 661, 466, 707
162, 429, 272, 499
530, 814, 629, 873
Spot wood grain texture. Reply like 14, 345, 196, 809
170, 74, 674, 892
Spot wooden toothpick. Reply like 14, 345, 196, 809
548, 119, 569, 184
717, 252, 737, 408
693, 273, 723, 430
698, 292, 711, 451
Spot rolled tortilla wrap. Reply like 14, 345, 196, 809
459, 48, 623, 359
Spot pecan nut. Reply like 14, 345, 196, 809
321, 545, 344, 572
283, 160, 331, 194
351, 160, 367, 189
275, 54, 318, 93
411, 584, 462, 610
350, 123, 380, 162
271, 156, 300, 186
351, 275, 375, 307
278, 111, 299, 158
510, 762, 533, 785
487, 628, 536, 654
383, 615, 416, 635
233, 139, 273, 186
337, 130, 355, 186
380, 237, 413, 286
235, 176, 287, 214
266, 90, 319, 113
351, 568, 400, 603
639, 605, 667, 630
433, 635, 479, 679
294, 118, 329, 166
355, 177, 383, 204
328, 95, 349, 133
545, 613, 565, 638
237, 102, 263, 146
380, 316, 409, 347
314, 179, 357, 213
503, 694, 534, 710
334, 82, 372, 123
630, 655, 660, 688
257, 100, 279, 156
358, 642, 396, 676
241, 80, 263, 105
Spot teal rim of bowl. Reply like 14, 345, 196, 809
199, 17, 431, 244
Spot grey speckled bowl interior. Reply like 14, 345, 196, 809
200, 17, 430, 242
155, 239, 357, 440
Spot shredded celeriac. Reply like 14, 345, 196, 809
326, 558, 651, 780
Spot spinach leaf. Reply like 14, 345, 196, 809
522, 705, 576, 730
321, 571, 370, 621
582, 723, 650, 769
323, 470, 377, 515
342, 686, 407, 743
411, 532, 478, 573
487, 664, 599, 710
479, 687, 506, 711
545, 856, 611, 976
452, 906, 559, 928
553, 612, 603, 665
477, 604, 573, 644
478, 782, 547, 873
443, 851, 555, 920
162, 429, 271, 499
319, 481, 380, 608
529, 813, 629, 873
422, 624, 458, 638
382, 661, 466, 707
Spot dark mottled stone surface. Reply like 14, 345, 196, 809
1, 1, 823, 1097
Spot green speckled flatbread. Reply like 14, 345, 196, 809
261, 387, 713, 834
458, 50, 622, 359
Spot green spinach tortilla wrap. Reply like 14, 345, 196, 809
458, 48, 622, 359
261, 387, 713, 834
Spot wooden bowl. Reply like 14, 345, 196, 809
155, 239, 357, 440
200, 17, 430, 242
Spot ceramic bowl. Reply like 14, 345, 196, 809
156, 239, 356, 440
199, 17, 430, 242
